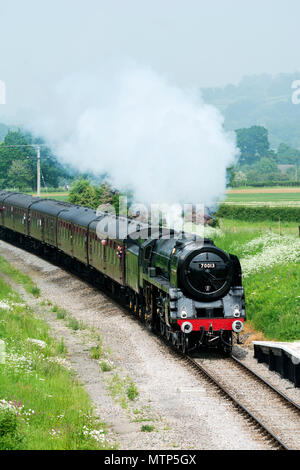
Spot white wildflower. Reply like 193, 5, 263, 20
48, 356, 72, 370
0, 301, 11, 311
50, 428, 61, 438
82, 425, 106, 443
27, 338, 47, 349
204, 226, 224, 238
5, 352, 34, 374
0, 399, 22, 414
241, 232, 300, 277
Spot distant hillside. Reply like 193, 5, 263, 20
202, 72, 300, 150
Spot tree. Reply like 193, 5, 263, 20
232, 171, 247, 187
7, 160, 33, 190
68, 179, 122, 213
0, 131, 33, 189
236, 126, 271, 165
68, 179, 99, 208
244, 157, 281, 184
0, 129, 72, 190
226, 164, 235, 187
253, 157, 278, 175
276, 143, 300, 164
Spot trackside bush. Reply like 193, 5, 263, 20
0, 409, 23, 450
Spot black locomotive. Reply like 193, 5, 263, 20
0, 191, 245, 354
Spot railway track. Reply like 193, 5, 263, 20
183, 352, 300, 450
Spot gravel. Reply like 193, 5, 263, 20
234, 345, 300, 405
196, 354, 300, 449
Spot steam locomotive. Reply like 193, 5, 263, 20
0, 191, 245, 355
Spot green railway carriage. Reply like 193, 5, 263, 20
28, 199, 72, 247
0, 191, 128, 287
88, 220, 107, 275
29, 207, 45, 241
0, 192, 39, 236
0, 191, 11, 227
0, 191, 14, 229
89, 215, 126, 286
57, 206, 98, 265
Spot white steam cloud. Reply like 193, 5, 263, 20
27, 64, 238, 207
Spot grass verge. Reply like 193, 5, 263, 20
211, 220, 300, 342
0, 256, 40, 297
244, 263, 300, 341
0, 275, 113, 450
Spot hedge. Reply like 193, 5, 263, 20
217, 204, 300, 222
229, 181, 300, 188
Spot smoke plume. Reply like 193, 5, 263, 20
26, 64, 238, 207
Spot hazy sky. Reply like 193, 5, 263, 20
0, 0, 299, 204
0, 0, 299, 93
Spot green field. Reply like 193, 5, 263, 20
224, 187, 300, 206
28, 192, 69, 202
226, 192, 300, 204
206, 219, 300, 342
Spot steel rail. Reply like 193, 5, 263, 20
185, 354, 290, 451
231, 355, 300, 412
